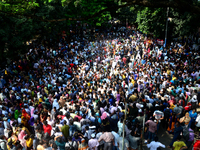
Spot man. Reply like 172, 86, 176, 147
153, 109, 164, 131
61, 120, 69, 140
168, 122, 183, 148
0, 135, 7, 150
96, 128, 104, 150
111, 130, 120, 150
117, 133, 130, 150
98, 128, 114, 150
43, 121, 52, 136
172, 136, 187, 150
195, 112, 200, 138
65, 136, 77, 150
145, 117, 157, 143
147, 136, 165, 150
173, 103, 183, 119
88, 134, 99, 150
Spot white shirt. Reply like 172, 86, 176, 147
147, 141, 165, 150
111, 131, 120, 146
196, 115, 200, 127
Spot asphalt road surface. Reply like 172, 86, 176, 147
142, 126, 194, 150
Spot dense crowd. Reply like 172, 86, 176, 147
0, 28, 200, 150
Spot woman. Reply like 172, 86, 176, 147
179, 112, 191, 127
54, 135, 66, 150
28, 117, 35, 134
18, 129, 27, 147
22, 109, 30, 121
78, 138, 89, 150
21, 116, 28, 127
189, 109, 197, 129
167, 113, 179, 134
14, 110, 21, 120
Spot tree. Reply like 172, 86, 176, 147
0, 0, 200, 61
136, 7, 166, 38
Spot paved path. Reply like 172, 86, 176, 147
142, 126, 194, 150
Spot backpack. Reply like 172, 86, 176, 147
183, 127, 194, 141
65, 141, 75, 150
164, 109, 171, 118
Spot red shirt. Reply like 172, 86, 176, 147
43, 124, 52, 135
193, 140, 200, 150
70, 63, 74, 68
74, 115, 82, 122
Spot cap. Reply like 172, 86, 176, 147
91, 133, 95, 138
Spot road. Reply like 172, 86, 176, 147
142, 126, 193, 150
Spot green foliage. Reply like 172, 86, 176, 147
170, 8, 200, 37
0, 0, 200, 60
136, 7, 166, 38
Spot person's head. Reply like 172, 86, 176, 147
177, 135, 182, 141
154, 136, 159, 142
85, 126, 89, 131
67, 136, 72, 141
176, 121, 180, 127
193, 109, 196, 113
43, 121, 47, 126
0, 135, 5, 140
63, 120, 67, 125
185, 112, 189, 117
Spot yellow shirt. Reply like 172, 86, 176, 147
172, 77, 177, 81
131, 79, 135, 85
170, 104, 176, 111
173, 141, 186, 150
167, 70, 171, 75
26, 138, 33, 148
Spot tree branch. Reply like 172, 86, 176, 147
0, 0, 200, 22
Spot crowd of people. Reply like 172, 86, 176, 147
0, 28, 200, 150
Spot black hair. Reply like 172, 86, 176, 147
154, 136, 158, 142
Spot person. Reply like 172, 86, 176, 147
193, 139, 200, 150
195, 112, 200, 138
147, 136, 165, 150
0, 135, 7, 150
189, 109, 197, 129
167, 113, 179, 134
153, 109, 164, 131
25, 134, 34, 150
54, 135, 65, 150
128, 130, 140, 150
179, 112, 191, 127
43, 121, 52, 136
168, 122, 183, 148
172, 135, 187, 150
0, 25, 200, 150
98, 128, 114, 150
88, 133, 99, 150
96, 128, 104, 150
78, 138, 89, 150
61, 120, 69, 140
111, 130, 119, 150
65, 136, 78, 150
185, 128, 194, 150
117, 133, 130, 150
145, 117, 157, 143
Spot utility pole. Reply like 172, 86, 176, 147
122, 101, 127, 150
140, 109, 146, 150
164, 7, 169, 48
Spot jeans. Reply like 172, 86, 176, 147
98, 144, 104, 150
112, 146, 119, 150
104, 142, 113, 150
186, 141, 193, 150
157, 122, 161, 131
148, 131, 155, 141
